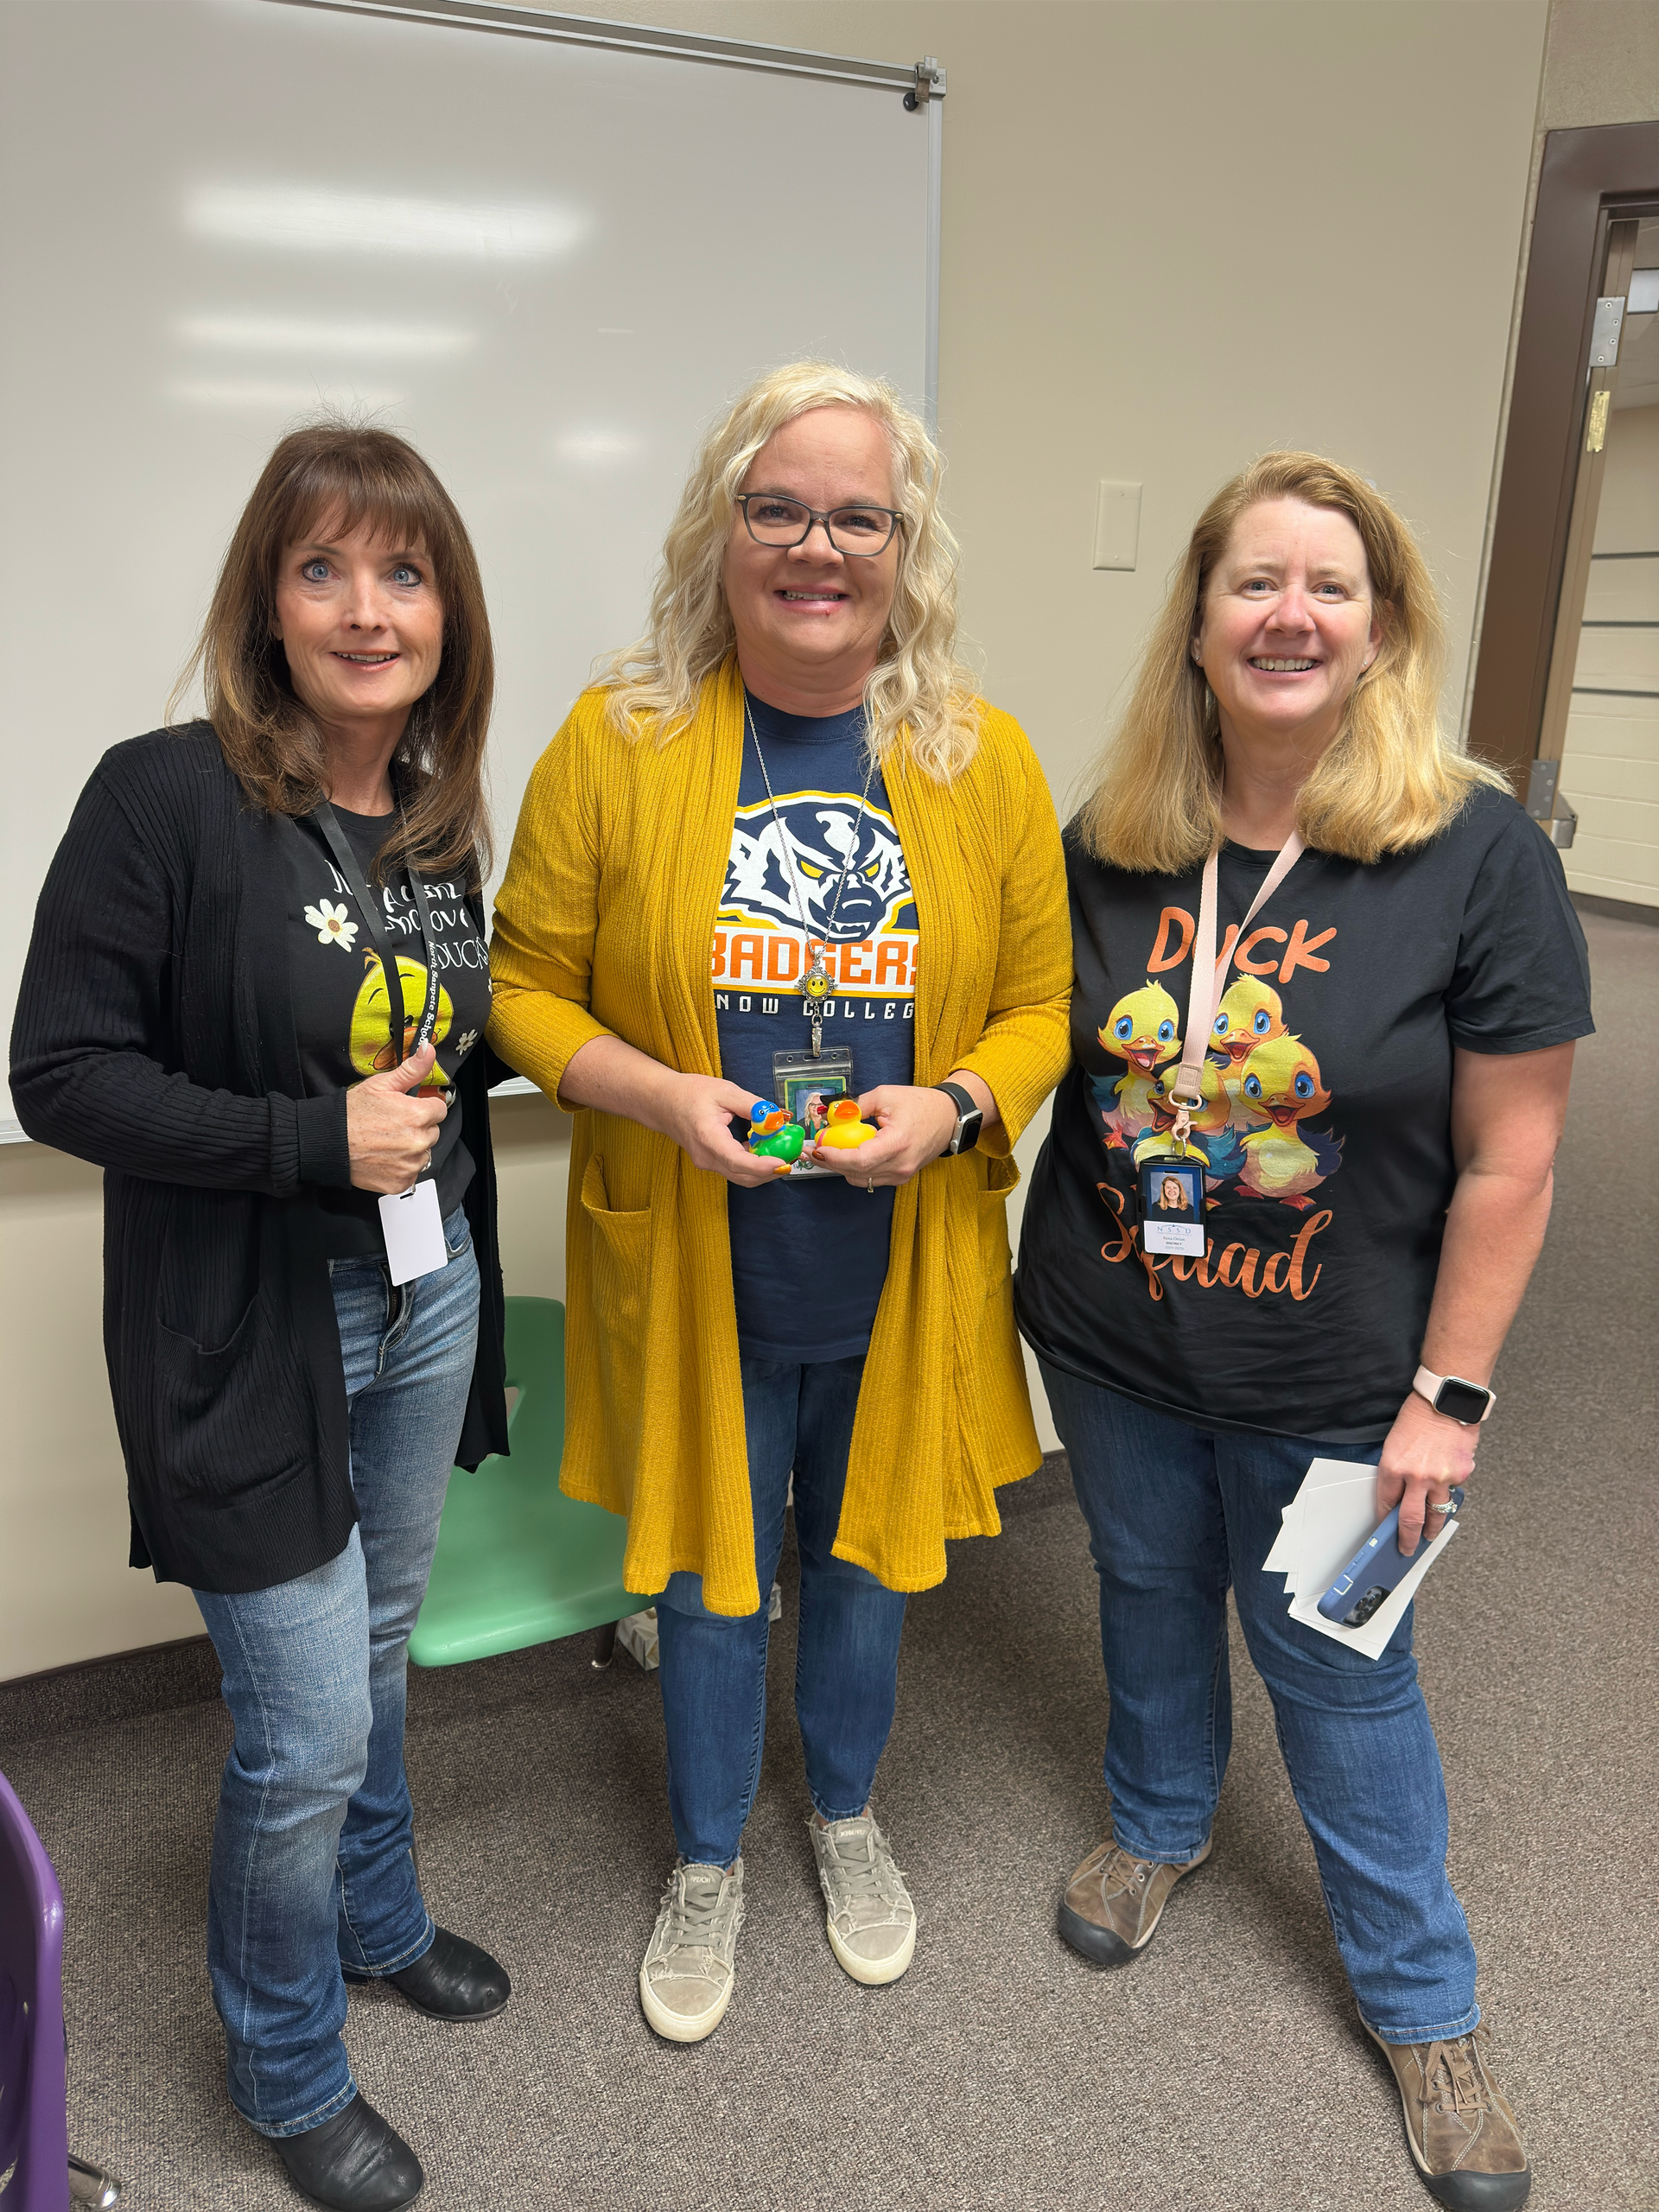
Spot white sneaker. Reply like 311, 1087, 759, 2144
808, 1813, 917, 1986
639, 1859, 745, 2043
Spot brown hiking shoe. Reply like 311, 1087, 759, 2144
1056, 1834, 1211, 1966
1366, 2019, 1530, 2210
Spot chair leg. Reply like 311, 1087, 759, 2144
590, 1620, 618, 1670
68, 2152, 123, 2206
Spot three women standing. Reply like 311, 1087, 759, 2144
489, 362, 1071, 2043
1017, 452, 1590, 2212
12, 427, 512, 2212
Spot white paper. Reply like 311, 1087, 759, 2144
1262, 1456, 1461, 1661
378, 1179, 448, 1287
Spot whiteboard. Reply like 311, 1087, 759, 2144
0, 0, 936, 1131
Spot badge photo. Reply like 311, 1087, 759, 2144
1138, 1155, 1206, 1255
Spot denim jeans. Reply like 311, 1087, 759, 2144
194, 1209, 480, 2137
1040, 1362, 1479, 2044
655, 1354, 909, 1868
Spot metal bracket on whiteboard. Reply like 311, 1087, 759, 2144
267, 0, 945, 101
905, 57, 946, 111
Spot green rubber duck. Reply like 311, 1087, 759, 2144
748, 1101, 805, 1171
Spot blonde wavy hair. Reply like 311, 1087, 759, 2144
597, 361, 981, 779
1078, 451, 1508, 872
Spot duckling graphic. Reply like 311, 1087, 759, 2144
1211, 978, 1289, 1130
1235, 1033, 1343, 1208
348, 952, 454, 1085
1131, 1058, 1245, 1193
1092, 981, 1182, 1148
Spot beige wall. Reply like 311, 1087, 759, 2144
0, 0, 1560, 1678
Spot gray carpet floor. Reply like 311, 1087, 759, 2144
3, 911, 1655, 2212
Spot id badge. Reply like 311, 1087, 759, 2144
378, 1178, 449, 1284
770, 1046, 855, 1179
1137, 1153, 1206, 1255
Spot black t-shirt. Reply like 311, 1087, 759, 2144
1015, 786, 1593, 1441
286, 807, 492, 1257
715, 690, 918, 1362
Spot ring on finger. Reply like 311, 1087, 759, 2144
1427, 1497, 1454, 1514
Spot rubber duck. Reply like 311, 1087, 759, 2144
816, 1097, 879, 1149
1096, 981, 1182, 1147
747, 1102, 804, 1173
1235, 1034, 1343, 1208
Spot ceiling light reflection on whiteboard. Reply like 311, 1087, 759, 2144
187, 183, 588, 259
168, 378, 406, 411
181, 313, 474, 359
556, 429, 644, 467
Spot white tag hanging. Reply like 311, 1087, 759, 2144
378, 1179, 448, 1286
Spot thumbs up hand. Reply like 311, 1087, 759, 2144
346, 1041, 449, 1194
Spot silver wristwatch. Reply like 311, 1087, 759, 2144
931, 1081, 983, 1156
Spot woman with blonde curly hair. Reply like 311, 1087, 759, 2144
490, 361, 1070, 2042
1016, 454, 1592, 2209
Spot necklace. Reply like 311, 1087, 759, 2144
744, 694, 878, 1059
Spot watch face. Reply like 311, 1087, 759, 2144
1435, 1376, 1491, 1425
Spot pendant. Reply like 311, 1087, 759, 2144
803, 955, 833, 1059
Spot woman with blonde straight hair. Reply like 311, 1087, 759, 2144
1016, 453, 1591, 2209
490, 361, 1071, 2042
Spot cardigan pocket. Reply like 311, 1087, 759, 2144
976, 1151, 1020, 1290
153, 1292, 311, 1505
581, 1154, 651, 1446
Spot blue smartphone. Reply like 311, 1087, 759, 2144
1316, 1488, 1465, 1628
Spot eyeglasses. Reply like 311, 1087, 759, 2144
735, 493, 902, 558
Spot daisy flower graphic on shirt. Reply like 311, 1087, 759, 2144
455, 1028, 480, 1059
306, 899, 359, 950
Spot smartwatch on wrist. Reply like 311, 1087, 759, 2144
931, 1081, 983, 1157
1412, 1365, 1497, 1427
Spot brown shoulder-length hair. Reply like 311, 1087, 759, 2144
173, 422, 493, 882
1077, 450, 1508, 873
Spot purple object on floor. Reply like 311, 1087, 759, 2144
0, 1765, 69, 2212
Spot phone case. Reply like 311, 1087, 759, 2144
1316, 1488, 1465, 1626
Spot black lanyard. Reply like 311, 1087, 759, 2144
312, 803, 440, 1066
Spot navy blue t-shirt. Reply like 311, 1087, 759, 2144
715, 691, 918, 1361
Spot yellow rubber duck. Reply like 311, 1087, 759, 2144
816, 1098, 879, 1149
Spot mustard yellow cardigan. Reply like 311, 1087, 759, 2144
487, 659, 1071, 1615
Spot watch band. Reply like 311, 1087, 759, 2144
931, 1081, 983, 1156
1412, 1364, 1497, 1425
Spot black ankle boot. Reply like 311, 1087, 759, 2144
272, 2094, 423, 2210
385, 1925, 511, 2020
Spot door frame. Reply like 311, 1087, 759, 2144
1468, 118, 1659, 785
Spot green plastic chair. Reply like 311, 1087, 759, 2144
408, 1294, 645, 1667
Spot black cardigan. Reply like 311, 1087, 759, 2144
9, 727, 510, 1593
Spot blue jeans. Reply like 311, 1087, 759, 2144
1040, 1363, 1479, 2044
655, 1354, 909, 1868
194, 1210, 480, 2137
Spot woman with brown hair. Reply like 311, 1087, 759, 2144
1016, 453, 1591, 2211
10, 423, 511, 2212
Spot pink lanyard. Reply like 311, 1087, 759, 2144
1166, 834, 1304, 1149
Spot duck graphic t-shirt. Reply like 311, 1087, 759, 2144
1015, 786, 1592, 1441
716, 691, 918, 1363
287, 805, 492, 1257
